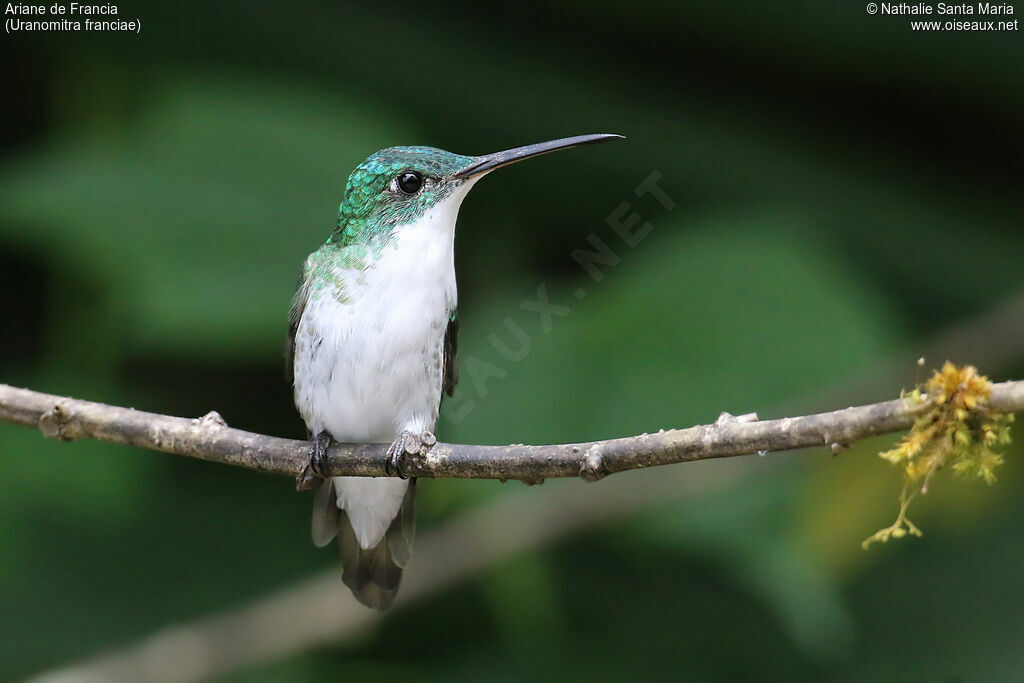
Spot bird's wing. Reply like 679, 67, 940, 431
442, 312, 459, 398
285, 270, 310, 383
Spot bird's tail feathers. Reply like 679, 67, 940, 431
312, 479, 340, 547
312, 478, 417, 610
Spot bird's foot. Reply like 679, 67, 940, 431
296, 431, 332, 491
385, 429, 436, 479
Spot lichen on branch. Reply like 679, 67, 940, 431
863, 363, 1015, 549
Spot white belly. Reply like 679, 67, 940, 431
294, 282, 448, 442
292, 207, 457, 549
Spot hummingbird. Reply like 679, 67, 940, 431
287, 133, 622, 609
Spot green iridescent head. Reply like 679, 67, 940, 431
329, 146, 473, 246
328, 134, 624, 247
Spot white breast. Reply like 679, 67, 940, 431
294, 203, 462, 441
292, 183, 473, 548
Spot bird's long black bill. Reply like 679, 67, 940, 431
452, 133, 624, 180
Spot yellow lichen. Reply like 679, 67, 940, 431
863, 362, 1014, 550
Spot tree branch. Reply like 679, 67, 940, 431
2, 381, 1022, 483
23, 293, 1024, 683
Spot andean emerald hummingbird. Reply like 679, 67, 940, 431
288, 134, 622, 609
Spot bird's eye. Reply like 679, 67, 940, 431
397, 171, 423, 195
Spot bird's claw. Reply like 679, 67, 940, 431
385, 432, 413, 479
385, 430, 436, 479
296, 431, 332, 491
310, 431, 332, 477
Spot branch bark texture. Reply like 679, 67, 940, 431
2, 381, 1023, 482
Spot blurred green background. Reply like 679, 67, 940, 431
2, 1, 1023, 680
